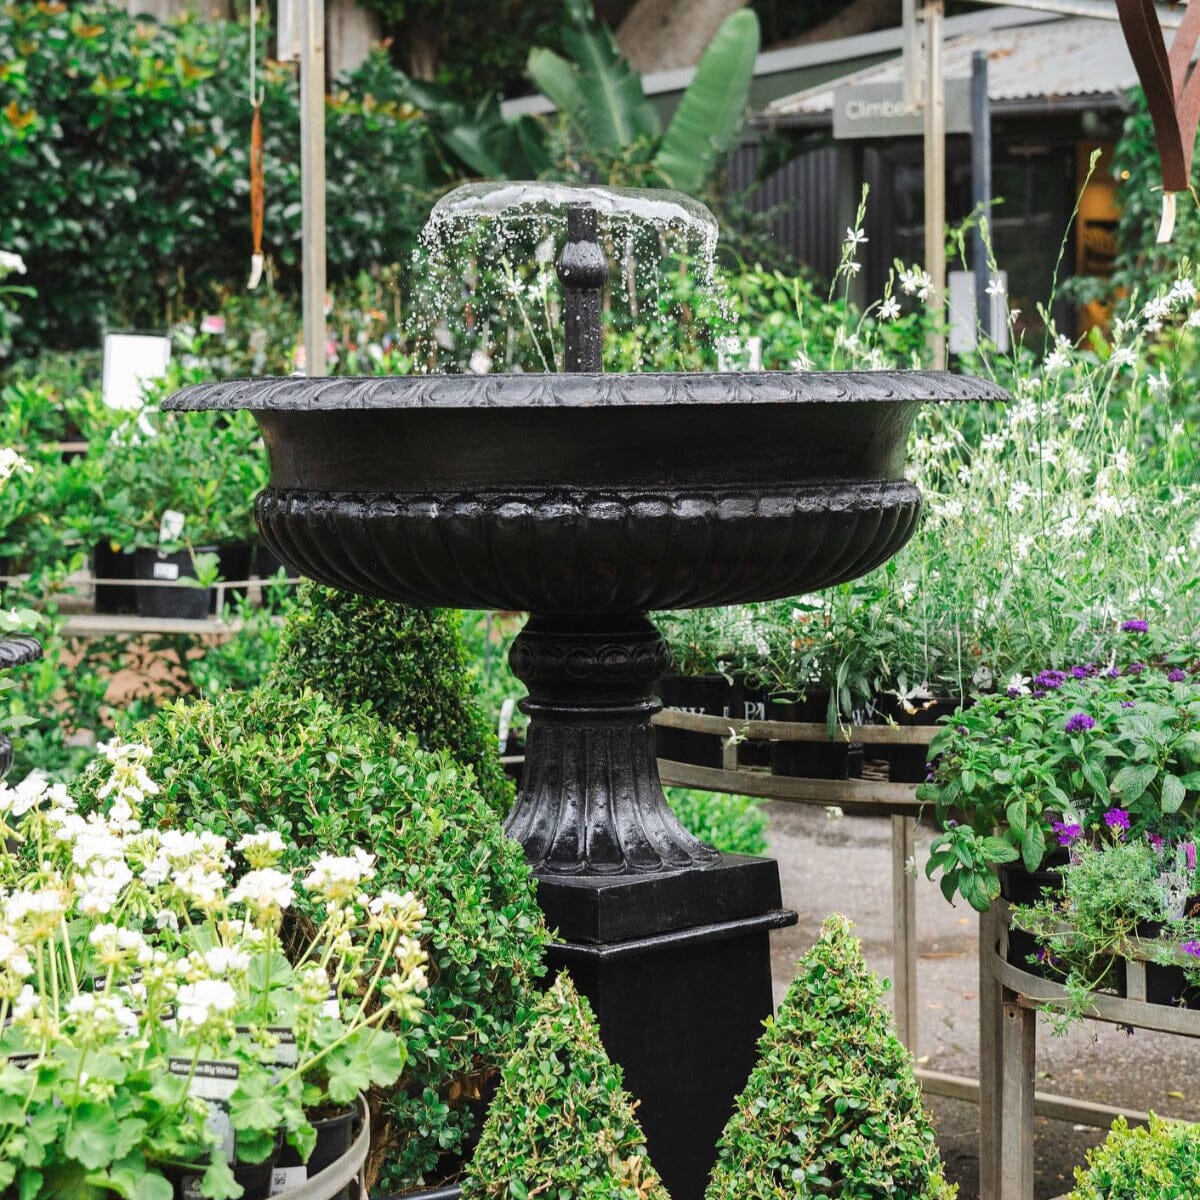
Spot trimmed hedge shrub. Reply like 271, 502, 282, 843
1069, 1114, 1200, 1200
268, 582, 514, 816
667, 787, 768, 856
707, 914, 955, 1200
78, 688, 548, 1191
462, 972, 669, 1200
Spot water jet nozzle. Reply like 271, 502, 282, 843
556, 203, 608, 372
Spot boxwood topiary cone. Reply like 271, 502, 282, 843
268, 581, 514, 816
79, 687, 548, 1193
707, 914, 955, 1200
462, 972, 670, 1200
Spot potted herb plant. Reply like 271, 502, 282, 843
922, 626, 1200, 913
0, 743, 427, 1200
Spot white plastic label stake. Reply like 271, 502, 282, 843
159, 511, 186, 544
1157, 192, 1178, 244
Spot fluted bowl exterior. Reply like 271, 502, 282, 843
165, 371, 1005, 612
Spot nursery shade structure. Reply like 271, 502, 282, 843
164, 183, 1005, 1200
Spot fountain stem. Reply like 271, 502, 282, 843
556, 203, 609, 372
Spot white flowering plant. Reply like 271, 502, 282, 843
0, 250, 33, 359
0, 740, 427, 1200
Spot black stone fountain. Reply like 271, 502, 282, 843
166, 189, 1004, 1200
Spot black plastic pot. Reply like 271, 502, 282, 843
655, 673, 739, 768
93, 542, 138, 615
135, 547, 212, 620
735, 676, 772, 767
275, 1107, 355, 1200
163, 1151, 279, 1200
876, 693, 966, 784
216, 543, 252, 611
768, 691, 860, 780
1145, 961, 1200, 1009
997, 859, 1066, 907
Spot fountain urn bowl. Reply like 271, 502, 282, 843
165, 367, 1004, 876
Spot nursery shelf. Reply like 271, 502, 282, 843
979, 902, 1200, 1200
57, 613, 248, 637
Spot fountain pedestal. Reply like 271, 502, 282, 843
505, 612, 795, 1198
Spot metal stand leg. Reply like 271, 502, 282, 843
891, 815, 919, 1053
999, 1000, 1036, 1200
978, 905, 1004, 1200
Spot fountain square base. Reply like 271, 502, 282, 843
539, 855, 797, 1200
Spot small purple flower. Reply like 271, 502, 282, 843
1105, 666, 1121, 678
1052, 820, 1083, 847
1007, 686, 1022, 698
1121, 700, 1136, 708
1104, 808, 1132, 833
1126, 661, 1147, 675
1182, 940, 1200, 959
1064, 712, 1096, 734
1035, 946, 1057, 966
1122, 619, 1150, 633
1034, 669, 1068, 691
957, 724, 969, 735
1188, 842, 1197, 872
1148, 833, 1165, 851
1070, 664, 1096, 679
925, 768, 936, 783
1168, 668, 1188, 683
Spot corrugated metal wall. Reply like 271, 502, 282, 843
726, 144, 840, 282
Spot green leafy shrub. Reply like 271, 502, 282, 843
268, 582, 513, 816
667, 788, 768, 856
1070, 1114, 1200, 1200
707, 914, 955, 1200
0, 4, 436, 352
462, 972, 669, 1200
76, 687, 549, 1190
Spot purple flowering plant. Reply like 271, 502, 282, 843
921, 651, 1200, 912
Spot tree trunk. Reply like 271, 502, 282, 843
788, 0, 902, 45
615, 0, 749, 74
326, 0, 381, 77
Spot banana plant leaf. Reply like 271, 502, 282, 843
653, 9, 760, 195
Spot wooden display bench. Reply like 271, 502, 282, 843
651, 709, 1161, 1186
979, 902, 1200, 1200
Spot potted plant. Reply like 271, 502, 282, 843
72, 368, 266, 619
921, 627, 1200, 913
707, 913, 956, 1199
81, 688, 550, 1196
1068, 1114, 1200, 1200
0, 743, 427, 1200
461, 972, 668, 1200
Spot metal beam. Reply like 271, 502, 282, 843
923, 1, 946, 369
969, 0, 1183, 24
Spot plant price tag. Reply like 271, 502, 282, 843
270, 1165, 307, 1195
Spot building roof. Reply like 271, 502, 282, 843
763, 16, 1146, 125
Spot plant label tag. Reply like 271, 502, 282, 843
170, 1058, 238, 1163
159, 510, 186, 544
322, 987, 340, 1019
153, 561, 180, 581
270, 1166, 306, 1195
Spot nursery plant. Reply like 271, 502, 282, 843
922, 631, 1200, 912
707, 913, 955, 1200
0, 743, 427, 1200
77, 687, 549, 1192
1068, 1114, 1200, 1200
268, 582, 513, 816
462, 972, 668, 1200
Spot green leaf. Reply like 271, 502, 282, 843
1162, 773, 1187, 813
1021, 821, 1046, 873
63, 1101, 120, 1171
654, 9, 760, 194
1112, 762, 1157, 804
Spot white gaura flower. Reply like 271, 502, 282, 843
228, 867, 295, 915
0, 449, 30, 486
0, 251, 26, 276
176, 979, 238, 1031
878, 295, 901, 322
986, 276, 1006, 298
